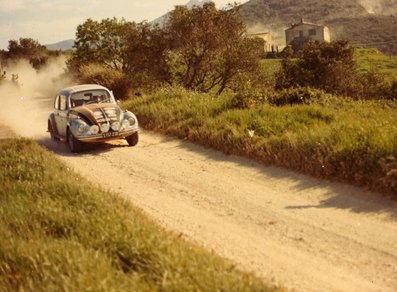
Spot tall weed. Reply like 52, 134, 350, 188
123, 87, 397, 195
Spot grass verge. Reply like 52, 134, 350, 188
123, 87, 397, 195
355, 48, 397, 82
0, 138, 278, 291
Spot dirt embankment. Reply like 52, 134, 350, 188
34, 131, 397, 292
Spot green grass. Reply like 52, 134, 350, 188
259, 48, 397, 85
0, 138, 278, 291
355, 48, 397, 82
123, 87, 397, 195
260, 59, 281, 79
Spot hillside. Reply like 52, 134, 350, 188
45, 39, 74, 51
238, 0, 397, 54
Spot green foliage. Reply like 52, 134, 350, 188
276, 40, 358, 95
123, 22, 171, 88
68, 18, 134, 74
269, 87, 338, 106
0, 138, 277, 291
77, 63, 130, 99
4, 38, 54, 69
69, 4, 264, 94
276, 41, 394, 99
123, 87, 397, 195
355, 48, 397, 80
164, 2, 263, 94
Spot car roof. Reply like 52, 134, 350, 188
60, 84, 110, 94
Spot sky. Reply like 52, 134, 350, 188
0, 0, 249, 50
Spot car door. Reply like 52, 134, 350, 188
57, 94, 68, 137
53, 95, 62, 136
54, 94, 68, 138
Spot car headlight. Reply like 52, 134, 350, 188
100, 123, 110, 133
111, 122, 121, 131
128, 116, 136, 126
77, 122, 89, 135
122, 120, 130, 130
90, 125, 99, 135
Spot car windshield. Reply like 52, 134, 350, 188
70, 89, 113, 107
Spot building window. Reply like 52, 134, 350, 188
299, 30, 304, 37
309, 29, 316, 36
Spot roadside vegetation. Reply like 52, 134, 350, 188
1, 2, 396, 289
0, 138, 277, 291
355, 48, 397, 82
122, 87, 397, 195
2, 2, 394, 195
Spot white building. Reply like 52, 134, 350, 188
285, 18, 330, 49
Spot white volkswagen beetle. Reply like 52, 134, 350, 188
48, 84, 139, 152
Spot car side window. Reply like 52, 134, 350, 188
54, 95, 60, 110
60, 95, 67, 111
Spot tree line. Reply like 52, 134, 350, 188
1, 2, 396, 101
67, 3, 264, 98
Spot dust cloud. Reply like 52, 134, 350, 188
247, 23, 287, 48
0, 56, 72, 139
358, 0, 397, 15
358, 0, 385, 14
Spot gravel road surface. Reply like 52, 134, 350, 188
37, 131, 397, 292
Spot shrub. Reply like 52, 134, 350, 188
391, 79, 397, 99
275, 40, 359, 97
269, 87, 338, 106
78, 63, 131, 99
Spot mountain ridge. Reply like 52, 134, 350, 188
45, 0, 397, 55
239, 0, 397, 54
45, 39, 74, 51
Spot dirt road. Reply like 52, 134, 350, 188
37, 131, 397, 292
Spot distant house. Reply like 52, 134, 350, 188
247, 32, 278, 53
285, 18, 330, 50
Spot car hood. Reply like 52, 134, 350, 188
71, 103, 122, 125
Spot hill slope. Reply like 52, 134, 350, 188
239, 0, 397, 54
45, 39, 74, 51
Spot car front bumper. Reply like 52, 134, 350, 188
74, 127, 139, 143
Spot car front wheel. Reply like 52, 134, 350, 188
68, 129, 83, 153
126, 132, 139, 146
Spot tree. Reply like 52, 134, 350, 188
68, 18, 134, 73
123, 22, 171, 88
6, 38, 49, 69
276, 40, 358, 96
164, 2, 263, 94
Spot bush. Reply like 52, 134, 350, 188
269, 87, 338, 106
391, 79, 397, 99
78, 64, 131, 99
275, 40, 359, 97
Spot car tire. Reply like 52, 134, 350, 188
68, 129, 83, 153
48, 121, 59, 141
126, 132, 139, 146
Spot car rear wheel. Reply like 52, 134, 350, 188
68, 129, 83, 153
126, 132, 139, 146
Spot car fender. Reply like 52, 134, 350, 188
48, 113, 59, 135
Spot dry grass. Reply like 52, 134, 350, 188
123, 86, 397, 195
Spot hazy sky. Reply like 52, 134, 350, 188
0, 0, 248, 50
